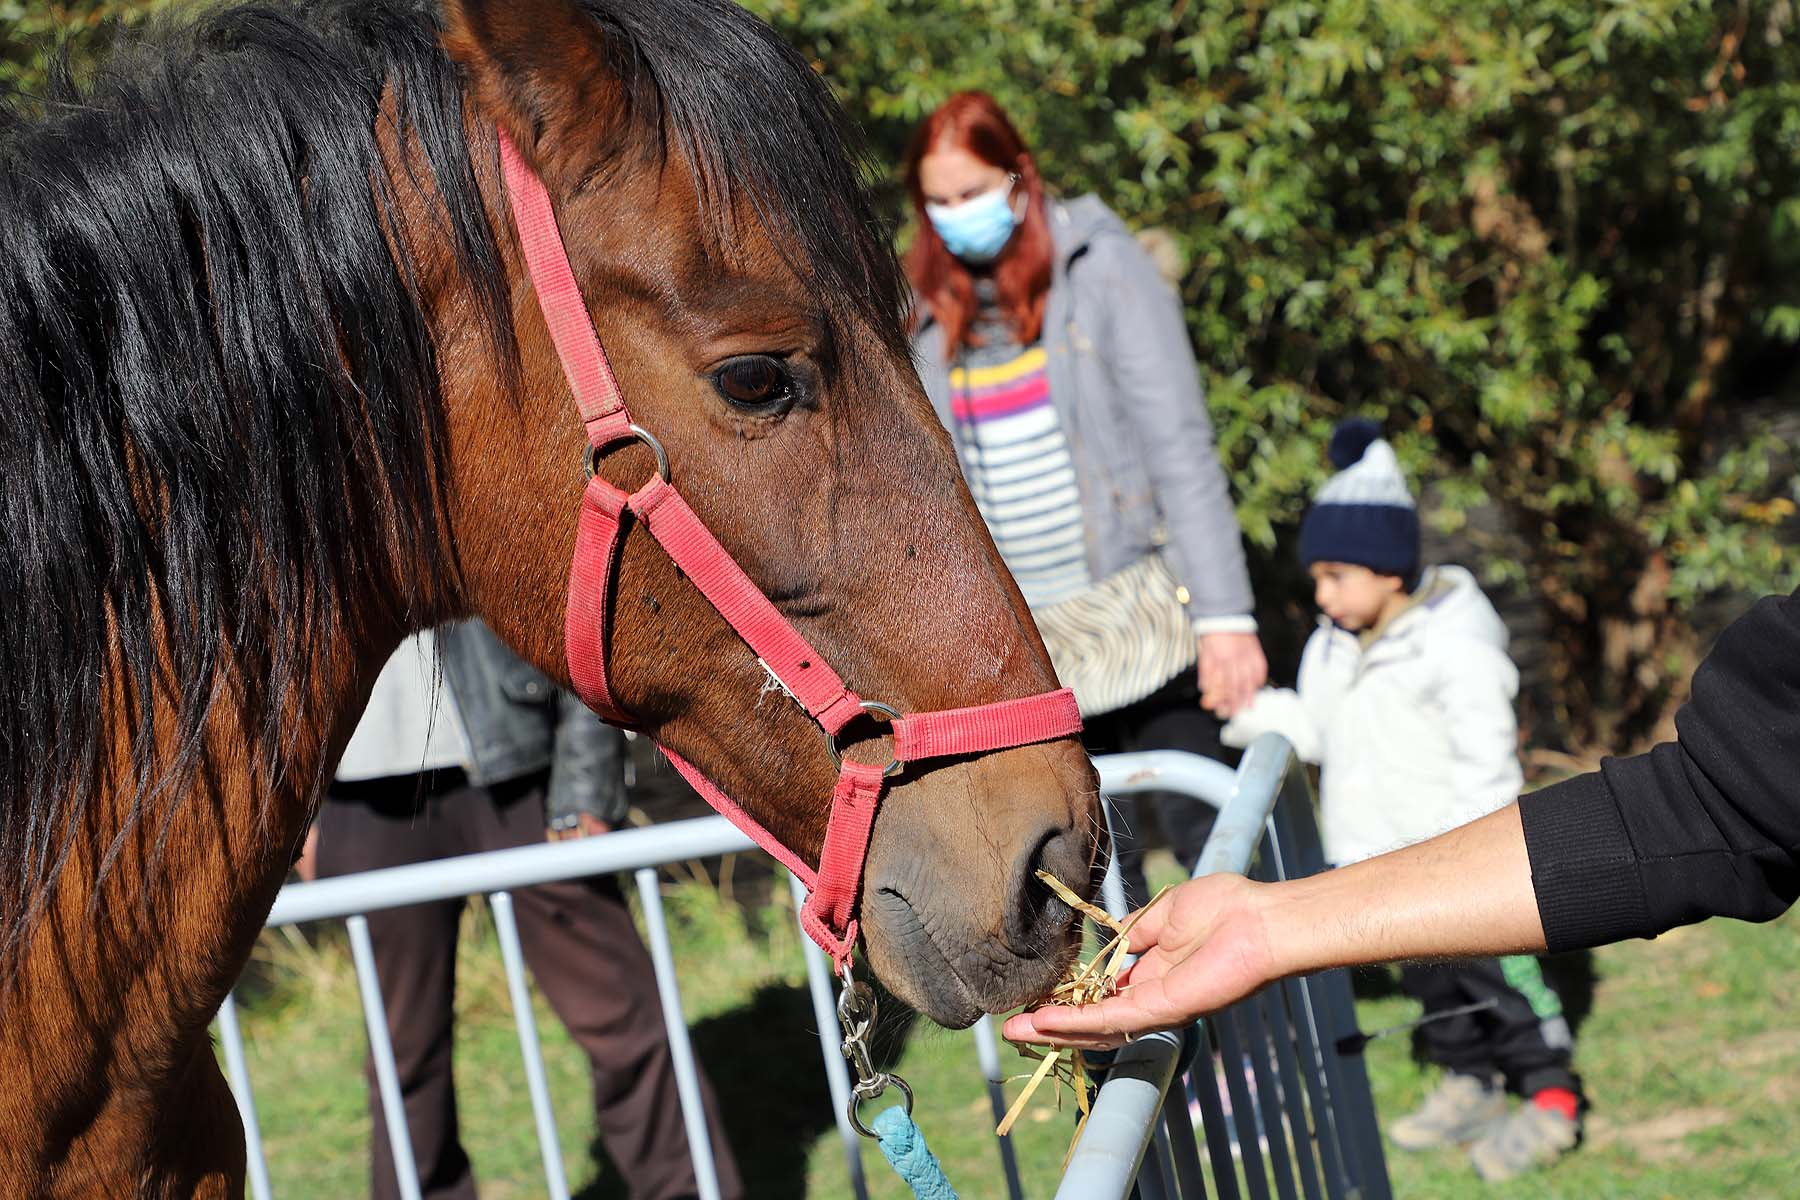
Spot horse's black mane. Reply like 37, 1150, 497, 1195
0, 0, 905, 946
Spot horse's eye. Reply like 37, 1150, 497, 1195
712, 355, 793, 412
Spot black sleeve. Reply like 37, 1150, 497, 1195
546, 695, 629, 828
1518, 587, 1800, 953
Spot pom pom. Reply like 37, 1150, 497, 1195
1327, 417, 1383, 469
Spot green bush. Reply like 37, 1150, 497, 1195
1, 1, 173, 93
747, 0, 1800, 744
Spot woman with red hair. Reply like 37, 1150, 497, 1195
904, 92, 1266, 904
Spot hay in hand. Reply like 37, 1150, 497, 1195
995, 871, 1170, 1156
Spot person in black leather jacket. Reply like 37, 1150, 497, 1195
307, 620, 744, 1200
435, 618, 624, 837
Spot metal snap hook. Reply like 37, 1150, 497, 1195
835, 973, 916, 1138
825, 700, 903, 779
848, 1072, 915, 1139
584, 424, 671, 484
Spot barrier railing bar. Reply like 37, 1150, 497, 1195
634, 867, 724, 1200
488, 890, 572, 1200
268, 819, 759, 926
216, 993, 273, 1200
1277, 975, 1348, 1200
1257, 984, 1325, 1200
1194, 737, 1289, 877
1140, 1123, 1175, 1200
346, 914, 423, 1200
1191, 1019, 1242, 1199
1052, 1029, 1184, 1200
1240, 990, 1300, 1200
1312, 969, 1391, 1200
1098, 792, 1131, 921
1213, 1007, 1272, 1200
971, 1015, 1027, 1200
1301, 973, 1365, 1196
1157, 1077, 1209, 1198
788, 872, 870, 1200
1097, 753, 1240, 833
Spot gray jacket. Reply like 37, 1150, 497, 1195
437, 620, 628, 827
913, 195, 1254, 622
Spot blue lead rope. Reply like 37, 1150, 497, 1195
871, 1105, 960, 1200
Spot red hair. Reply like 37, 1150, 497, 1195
903, 92, 1054, 361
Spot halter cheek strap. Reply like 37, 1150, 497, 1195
497, 131, 1080, 969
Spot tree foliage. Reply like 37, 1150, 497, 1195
746, 0, 1800, 743
1, 1, 174, 93
8, 1, 1798, 742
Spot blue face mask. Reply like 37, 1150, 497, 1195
926, 180, 1022, 264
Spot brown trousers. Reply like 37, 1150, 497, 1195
317, 769, 744, 1200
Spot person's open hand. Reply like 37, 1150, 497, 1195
1002, 873, 1275, 1050
1198, 632, 1267, 718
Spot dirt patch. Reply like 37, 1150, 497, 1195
1719, 1029, 1800, 1071
1586, 1107, 1732, 1162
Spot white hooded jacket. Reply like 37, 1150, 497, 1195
1223, 565, 1523, 865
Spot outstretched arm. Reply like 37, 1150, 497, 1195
1008, 585, 1800, 1049
1004, 803, 1542, 1049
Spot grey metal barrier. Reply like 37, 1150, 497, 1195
1060, 734, 1392, 1200
214, 745, 1387, 1200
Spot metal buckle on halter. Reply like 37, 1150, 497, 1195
836, 967, 915, 1138
583, 423, 670, 483
825, 699, 904, 779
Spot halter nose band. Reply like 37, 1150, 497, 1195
496, 129, 1081, 968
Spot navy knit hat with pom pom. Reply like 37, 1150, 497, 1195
1299, 418, 1420, 578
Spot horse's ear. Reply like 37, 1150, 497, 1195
441, 0, 626, 181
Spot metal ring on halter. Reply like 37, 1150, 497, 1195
584, 423, 671, 483
825, 700, 904, 779
847, 1072, 915, 1139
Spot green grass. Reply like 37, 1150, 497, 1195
226, 856, 1800, 1198
1354, 910, 1800, 1198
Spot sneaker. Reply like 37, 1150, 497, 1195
1468, 1103, 1579, 1181
1388, 1073, 1507, 1151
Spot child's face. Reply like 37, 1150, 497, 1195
1309, 562, 1405, 632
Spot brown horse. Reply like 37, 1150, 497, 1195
0, 0, 1100, 1194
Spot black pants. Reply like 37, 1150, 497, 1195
317, 769, 745, 1200
1082, 674, 1231, 911
1398, 956, 1582, 1101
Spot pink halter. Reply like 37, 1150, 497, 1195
497, 132, 1081, 968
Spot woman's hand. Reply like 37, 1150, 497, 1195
1002, 873, 1275, 1050
1198, 631, 1268, 717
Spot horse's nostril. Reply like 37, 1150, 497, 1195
1003, 823, 1093, 955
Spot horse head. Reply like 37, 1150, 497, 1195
407, 0, 1102, 1025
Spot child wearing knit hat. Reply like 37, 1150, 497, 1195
1223, 418, 1586, 1182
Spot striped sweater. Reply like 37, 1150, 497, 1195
949, 345, 1092, 607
